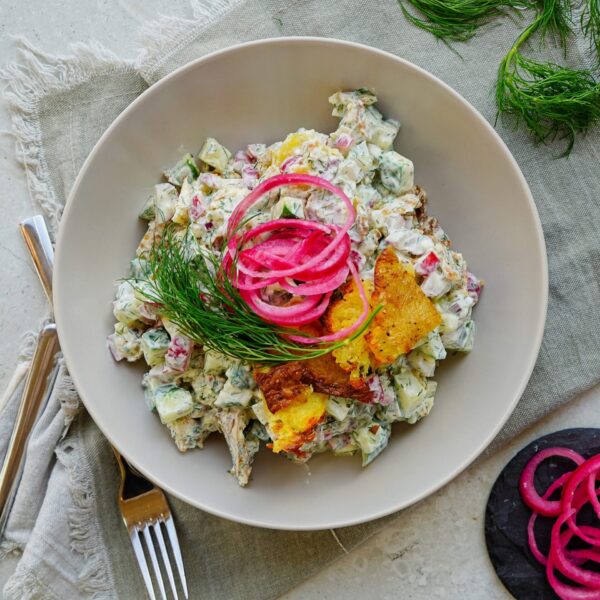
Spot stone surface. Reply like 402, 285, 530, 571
1, 2, 599, 599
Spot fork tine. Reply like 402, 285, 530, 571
142, 525, 167, 600
154, 522, 178, 600
131, 529, 156, 600
165, 516, 189, 599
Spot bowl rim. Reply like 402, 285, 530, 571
54, 36, 549, 530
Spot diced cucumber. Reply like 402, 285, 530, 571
191, 372, 225, 406
138, 195, 155, 220
214, 380, 254, 408
198, 138, 232, 172
419, 331, 447, 360
325, 396, 351, 422
407, 349, 436, 378
141, 328, 170, 367
352, 421, 391, 466
442, 320, 475, 352
329, 434, 359, 456
154, 384, 193, 424
375, 396, 403, 423
368, 118, 400, 150
271, 196, 305, 219
379, 151, 414, 194
142, 370, 166, 411
129, 257, 149, 279
164, 153, 199, 186
248, 420, 269, 442
393, 370, 436, 424
225, 363, 255, 390
348, 141, 375, 171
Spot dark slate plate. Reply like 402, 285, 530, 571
485, 428, 600, 600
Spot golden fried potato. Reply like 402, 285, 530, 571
366, 247, 441, 367
254, 353, 373, 414
323, 278, 374, 381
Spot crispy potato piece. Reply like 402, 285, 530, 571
254, 354, 373, 413
304, 354, 372, 402
254, 363, 307, 413
323, 279, 374, 381
366, 247, 441, 367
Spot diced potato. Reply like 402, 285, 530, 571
113, 282, 146, 327
407, 349, 436, 378
163, 153, 199, 186
154, 384, 194, 424
198, 138, 232, 172
107, 323, 142, 362
141, 328, 170, 367
153, 183, 179, 223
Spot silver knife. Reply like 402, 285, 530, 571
0, 216, 60, 535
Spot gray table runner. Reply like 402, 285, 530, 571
1, 0, 600, 598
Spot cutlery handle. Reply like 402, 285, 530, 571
20, 216, 54, 308
0, 324, 60, 534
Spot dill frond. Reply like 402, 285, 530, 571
398, 0, 532, 42
496, 2, 600, 155
581, 0, 600, 63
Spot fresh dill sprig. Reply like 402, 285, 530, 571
398, 0, 532, 42
496, 0, 600, 155
134, 226, 379, 364
581, 0, 600, 63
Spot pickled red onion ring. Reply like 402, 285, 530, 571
519, 447, 600, 599
527, 472, 573, 565
287, 260, 368, 344
519, 447, 584, 517
224, 173, 368, 334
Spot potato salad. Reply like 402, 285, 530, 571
108, 89, 482, 486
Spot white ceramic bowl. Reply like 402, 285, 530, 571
54, 37, 547, 530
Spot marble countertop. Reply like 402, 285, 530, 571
1, 2, 599, 598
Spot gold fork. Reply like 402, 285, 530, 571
17, 214, 188, 600
114, 450, 188, 600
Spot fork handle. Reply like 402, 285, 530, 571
0, 324, 60, 535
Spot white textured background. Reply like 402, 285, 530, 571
1, 2, 600, 598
